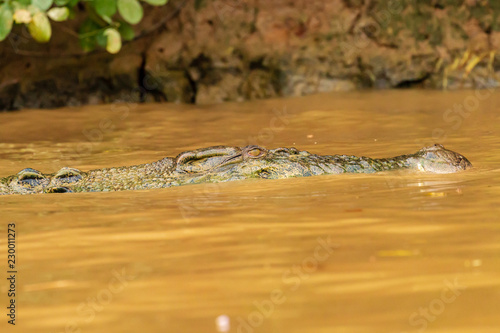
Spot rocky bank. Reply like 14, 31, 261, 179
1, 0, 499, 110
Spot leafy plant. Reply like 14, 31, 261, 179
0, 0, 169, 53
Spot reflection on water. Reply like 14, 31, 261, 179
0, 90, 499, 333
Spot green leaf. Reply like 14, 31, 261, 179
12, 2, 28, 11
54, 0, 70, 5
100, 15, 112, 24
117, 0, 143, 25
78, 18, 100, 52
13, 9, 32, 23
28, 11, 52, 42
95, 0, 117, 18
117, 20, 134, 40
0, 4, 13, 42
17, 0, 32, 6
96, 30, 107, 47
32, 0, 53, 11
27, 4, 40, 15
67, 0, 79, 7
143, 0, 168, 5
67, 5, 76, 19
47, 7, 69, 21
104, 28, 121, 53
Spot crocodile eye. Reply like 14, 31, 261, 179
246, 147, 266, 158
175, 147, 243, 173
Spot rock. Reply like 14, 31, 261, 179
196, 71, 243, 104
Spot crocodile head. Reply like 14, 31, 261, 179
1, 167, 83, 194
408, 144, 472, 174
172, 144, 472, 184
173, 145, 342, 184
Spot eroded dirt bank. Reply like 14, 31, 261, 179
1, 0, 499, 110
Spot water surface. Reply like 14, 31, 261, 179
0, 90, 499, 333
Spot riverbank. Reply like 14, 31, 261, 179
1, 0, 499, 110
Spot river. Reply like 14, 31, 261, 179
0, 89, 499, 333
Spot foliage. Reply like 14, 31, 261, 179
0, 0, 169, 53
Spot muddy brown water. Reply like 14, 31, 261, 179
0, 90, 499, 333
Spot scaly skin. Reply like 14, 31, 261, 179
0, 144, 472, 195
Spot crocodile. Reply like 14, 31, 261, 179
0, 144, 471, 195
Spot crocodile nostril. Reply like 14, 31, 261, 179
45, 187, 73, 193
18, 168, 44, 180
54, 168, 82, 183
17, 168, 48, 187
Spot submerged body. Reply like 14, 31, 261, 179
0, 144, 472, 195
